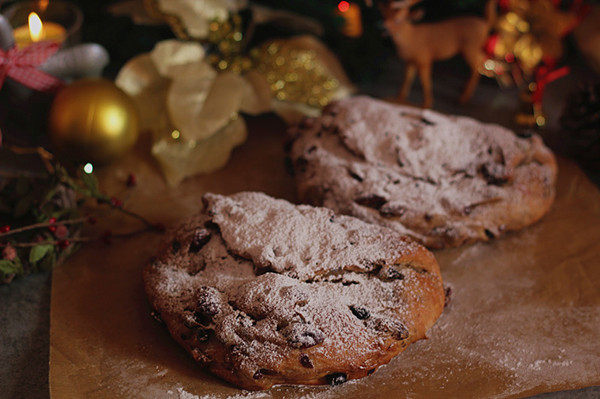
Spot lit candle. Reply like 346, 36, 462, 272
13, 12, 66, 49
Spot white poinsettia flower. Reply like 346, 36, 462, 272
151, 117, 247, 186
115, 39, 258, 186
114, 36, 354, 185
114, 53, 171, 133
169, 72, 250, 142
149, 39, 206, 78
155, 0, 247, 39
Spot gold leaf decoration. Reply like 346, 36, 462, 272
248, 35, 355, 123
251, 36, 352, 109
492, 0, 578, 76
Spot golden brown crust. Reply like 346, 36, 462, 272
143, 192, 444, 390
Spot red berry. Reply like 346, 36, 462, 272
110, 197, 123, 208
58, 240, 70, 249
126, 173, 137, 187
102, 230, 113, 245
0, 225, 10, 233
2, 245, 17, 261
54, 225, 69, 239
87, 216, 97, 225
48, 218, 57, 232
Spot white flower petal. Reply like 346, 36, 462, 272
115, 53, 171, 132
150, 39, 206, 78
152, 116, 247, 186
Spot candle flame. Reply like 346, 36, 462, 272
28, 12, 44, 42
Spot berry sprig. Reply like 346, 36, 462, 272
0, 217, 87, 239
0, 147, 161, 284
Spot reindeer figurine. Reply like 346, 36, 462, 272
380, 0, 496, 108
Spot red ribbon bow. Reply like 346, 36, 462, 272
0, 42, 63, 92
531, 63, 570, 105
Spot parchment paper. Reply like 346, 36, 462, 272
50, 115, 600, 398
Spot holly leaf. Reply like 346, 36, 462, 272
0, 259, 19, 274
29, 244, 53, 264
0, 257, 23, 278
38, 250, 57, 271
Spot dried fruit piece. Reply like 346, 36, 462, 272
197, 329, 210, 342
325, 372, 347, 386
284, 323, 325, 349
253, 369, 276, 380
300, 354, 314, 368
444, 286, 452, 308
355, 195, 387, 210
480, 163, 509, 185
349, 305, 370, 320
374, 318, 409, 340
189, 229, 211, 253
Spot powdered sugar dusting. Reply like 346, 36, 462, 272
204, 192, 420, 280
288, 96, 557, 248
144, 192, 444, 389
174, 387, 271, 399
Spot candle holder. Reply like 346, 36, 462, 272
2, 0, 83, 48
0, 9, 109, 147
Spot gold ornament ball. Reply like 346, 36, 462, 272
48, 78, 140, 164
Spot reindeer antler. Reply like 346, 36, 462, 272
391, 0, 423, 9
377, 0, 421, 15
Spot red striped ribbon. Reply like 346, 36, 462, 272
0, 42, 63, 92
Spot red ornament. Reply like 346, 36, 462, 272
0, 225, 10, 233
531, 64, 570, 106
48, 225, 57, 233
484, 33, 499, 57
110, 197, 123, 208
48, 217, 57, 224
126, 173, 137, 187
